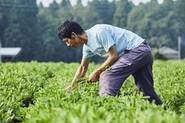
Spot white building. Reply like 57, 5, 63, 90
0, 47, 22, 62
159, 46, 179, 59
0, 40, 21, 62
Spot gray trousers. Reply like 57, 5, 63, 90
99, 42, 163, 105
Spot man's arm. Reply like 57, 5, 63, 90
65, 58, 90, 91
88, 46, 119, 82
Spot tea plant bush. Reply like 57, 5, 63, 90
0, 61, 185, 123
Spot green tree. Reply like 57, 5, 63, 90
83, 0, 102, 28
127, 0, 185, 49
72, 0, 85, 25
0, 14, 9, 46
127, 3, 150, 37
60, 0, 71, 9
113, 0, 132, 28
58, 0, 73, 21
36, 1, 82, 62
175, 0, 185, 26
49, 0, 59, 12
2, 0, 38, 61
38, 2, 44, 9
97, 0, 115, 24
175, 0, 185, 58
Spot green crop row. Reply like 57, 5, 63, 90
0, 61, 185, 123
0, 62, 64, 122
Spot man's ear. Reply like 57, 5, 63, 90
71, 32, 77, 38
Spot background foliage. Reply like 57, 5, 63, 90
0, 0, 185, 62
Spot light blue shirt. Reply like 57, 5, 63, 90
83, 24, 144, 59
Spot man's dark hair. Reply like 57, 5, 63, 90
58, 20, 84, 39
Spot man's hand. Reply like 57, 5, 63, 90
64, 58, 90, 91
64, 82, 77, 91
88, 46, 119, 83
88, 70, 100, 82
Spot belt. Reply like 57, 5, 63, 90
138, 40, 146, 47
142, 40, 146, 44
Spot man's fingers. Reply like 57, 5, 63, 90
64, 86, 72, 91
87, 79, 97, 83
87, 79, 92, 83
88, 78, 96, 83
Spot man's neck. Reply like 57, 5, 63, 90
79, 32, 88, 44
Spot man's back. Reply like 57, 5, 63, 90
83, 24, 145, 58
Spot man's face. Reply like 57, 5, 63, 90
62, 33, 80, 48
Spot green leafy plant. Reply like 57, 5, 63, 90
0, 61, 185, 123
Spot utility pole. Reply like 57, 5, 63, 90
178, 37, 181, 60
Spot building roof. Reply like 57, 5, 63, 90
159, 46, 178, 55
0, 47, 22, 57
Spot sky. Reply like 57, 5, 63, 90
36, 0, 164, 7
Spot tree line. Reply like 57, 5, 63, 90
0, 0, 185, 62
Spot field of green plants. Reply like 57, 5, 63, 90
0, 61, 185, 123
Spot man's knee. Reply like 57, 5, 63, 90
99, 73, 115, 97
99, 70, 107, 82
99, 88, 117, 97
